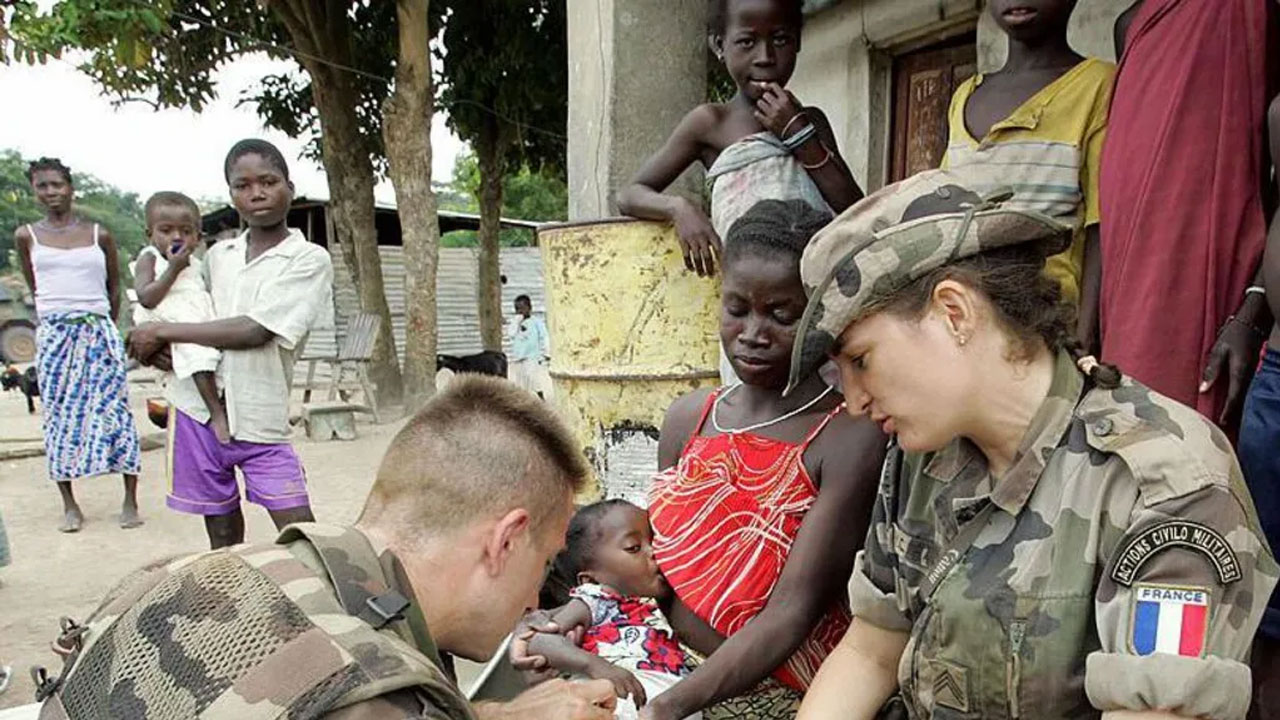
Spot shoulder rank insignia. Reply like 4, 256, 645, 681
1110, 520, 1242, 586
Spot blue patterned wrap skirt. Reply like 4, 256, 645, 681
35, 312, 141, 480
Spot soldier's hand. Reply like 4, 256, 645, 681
475, 678, 616, 720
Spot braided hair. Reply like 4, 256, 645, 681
223, 139, 291, 182
722, 198, 832, 271
26, 157, 72, 184
708, 0, 803, 36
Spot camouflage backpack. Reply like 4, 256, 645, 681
33, 523, 474, 720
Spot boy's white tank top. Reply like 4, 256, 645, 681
28, 223, 111, 318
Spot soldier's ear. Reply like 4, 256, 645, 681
930, 279, 979, 345
484, 508, 532, 577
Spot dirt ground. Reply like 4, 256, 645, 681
0, 375, 408, 709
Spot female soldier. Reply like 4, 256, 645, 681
791, 172, 1277, 720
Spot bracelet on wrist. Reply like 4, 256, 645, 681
783, 123, 817, 152
779, 111, 809, 140
1245, 285, 1266, 298
802, 143, 834, 170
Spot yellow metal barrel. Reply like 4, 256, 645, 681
539, 218, 721, 501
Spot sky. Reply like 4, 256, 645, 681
0, 53, 466, 206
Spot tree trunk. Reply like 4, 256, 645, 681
383, 0, 440, 410
269, 0, 404, 408
476, 120, 506, 352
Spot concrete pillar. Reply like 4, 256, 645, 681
567, 0, 708, 220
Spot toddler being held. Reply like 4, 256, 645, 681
531, 500, 699, 720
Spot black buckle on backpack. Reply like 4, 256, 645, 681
360, 591, 409, 629
32, 666, 61, 702
53, 617, 87, 658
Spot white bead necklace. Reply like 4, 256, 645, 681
711, 383, 835, 435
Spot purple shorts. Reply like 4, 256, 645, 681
166, 409, 310, 515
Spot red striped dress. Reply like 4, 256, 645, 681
648, 389, 851, 691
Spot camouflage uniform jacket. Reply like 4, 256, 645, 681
37, 523, 475, 720
849, 350, 1278, 719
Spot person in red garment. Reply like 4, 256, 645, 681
1098, 0, 1277, 431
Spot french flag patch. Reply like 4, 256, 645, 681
1131, 584, 1210, 658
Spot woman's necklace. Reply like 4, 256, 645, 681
35, 217, 80, 232
711, 383, 835, 435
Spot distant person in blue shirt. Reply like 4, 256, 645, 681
508, 294, 552, 400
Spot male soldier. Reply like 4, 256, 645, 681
33, 375, 616, 720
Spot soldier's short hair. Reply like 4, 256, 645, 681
359, 375, 589, 540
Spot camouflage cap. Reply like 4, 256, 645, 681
785, 169, 1072, 395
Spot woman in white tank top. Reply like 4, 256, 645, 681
13, 157, 142, 533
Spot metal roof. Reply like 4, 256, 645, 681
201, 196, 543, 238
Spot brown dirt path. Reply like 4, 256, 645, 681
0, 384, 405, 709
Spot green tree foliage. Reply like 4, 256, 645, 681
0, 149, 146, 279
437, 151, 566, 248
4, 0, 413, 403
434, 0, 565, 348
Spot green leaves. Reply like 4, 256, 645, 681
5, 0, 286, 113
0, 149, 146, 278
436, 0, 566, 179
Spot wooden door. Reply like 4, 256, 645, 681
890, 37, 978, 183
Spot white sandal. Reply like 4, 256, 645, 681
0, 664, 12, 694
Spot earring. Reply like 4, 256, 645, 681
957, 335, 968, 347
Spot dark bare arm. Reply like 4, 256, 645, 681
649, 410, 887, 718
1199, 97, 1278, 424
14, 226, 35, 297
128, 317, 273, 366
752, 86, 862, 213
526, 601, 602, 676
617, 105, 722, 277
96, 227, 124, 323
797, 107, 863, 213
134, 244, 194, 310
156, 318, 273, 350
527, 600, 650, 705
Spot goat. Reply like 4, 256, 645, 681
1, 365, 38, 414
436, 351, 508, 378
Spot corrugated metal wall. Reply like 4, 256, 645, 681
309, 246, 546, 374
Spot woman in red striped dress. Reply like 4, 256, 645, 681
640, 199, 885, 720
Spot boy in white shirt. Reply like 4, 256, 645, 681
128, 140, 333, 549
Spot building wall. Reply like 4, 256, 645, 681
567, 0, 708, 219
789, 0, 1133, 192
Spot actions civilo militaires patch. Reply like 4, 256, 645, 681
1110, 520, 1241, 586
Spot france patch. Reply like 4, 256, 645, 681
1130, 584, 1210, 658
